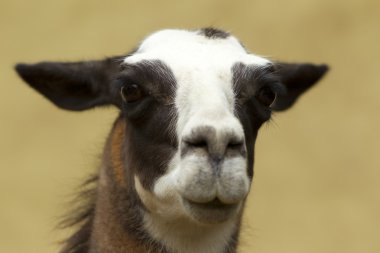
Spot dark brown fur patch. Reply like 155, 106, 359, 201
118, 60, 178, 190
199, 27, 230, 39
231, 62, 278, 178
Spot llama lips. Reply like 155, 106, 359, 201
182, 198, 241, 224
175, 154, 250, 206
185, 198, 237, 209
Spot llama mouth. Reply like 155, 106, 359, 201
182, 198, 240, 224
187, 198, 235, 209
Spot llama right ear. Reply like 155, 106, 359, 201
15, 57, 122, 111
271, 62, 329, 111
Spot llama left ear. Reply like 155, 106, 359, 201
271, 62, 329, 111
15, 57, 122, 111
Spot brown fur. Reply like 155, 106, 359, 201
89, 118, 143, 252
110, 120, 127, 187
63, 117, 168, 253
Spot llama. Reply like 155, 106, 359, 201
15, 28, 328, 253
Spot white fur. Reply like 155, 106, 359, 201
143, 212, 238, 253
125, 29, 270, 253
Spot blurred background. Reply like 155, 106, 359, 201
1, 0, 379, 252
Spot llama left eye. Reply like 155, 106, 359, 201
256, 86, 276, 107
120, 84, 144, 103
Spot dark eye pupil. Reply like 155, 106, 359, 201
257, 87, 276, 107
121, 84, 143, 103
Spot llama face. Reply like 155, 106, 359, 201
15, 27, 328, 229
121, 29, 276, 224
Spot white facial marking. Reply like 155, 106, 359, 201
126, 29, 271, 253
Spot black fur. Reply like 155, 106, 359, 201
199, 27, 230, 39
272, 63, 329, 110
117, 60, 178, 190
15, 56, 124, 111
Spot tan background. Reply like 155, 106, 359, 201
1, 0, 379, 252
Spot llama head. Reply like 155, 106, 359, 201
15, 28, 328, 226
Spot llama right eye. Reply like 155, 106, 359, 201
256, 86, 276, 107
120, 84, 145, 103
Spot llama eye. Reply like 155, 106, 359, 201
120, 84, 144, 103
256, 86, 276, 107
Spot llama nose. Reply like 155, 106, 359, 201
181, 125, 245, 160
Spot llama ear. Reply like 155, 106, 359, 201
271, 62, 329, 111
15, 57, 122, 111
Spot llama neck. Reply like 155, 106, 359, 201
142, 210, 241, 253
90, 169, 156, 253
89, 119, 156, 253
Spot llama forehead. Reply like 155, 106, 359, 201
124, 29, 270, 70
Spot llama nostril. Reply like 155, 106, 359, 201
184, 139, 208, 149
181, 125, 246, 158
181, 137, 208, 158
227, 140, 244, 150
182, 126, 214, 152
